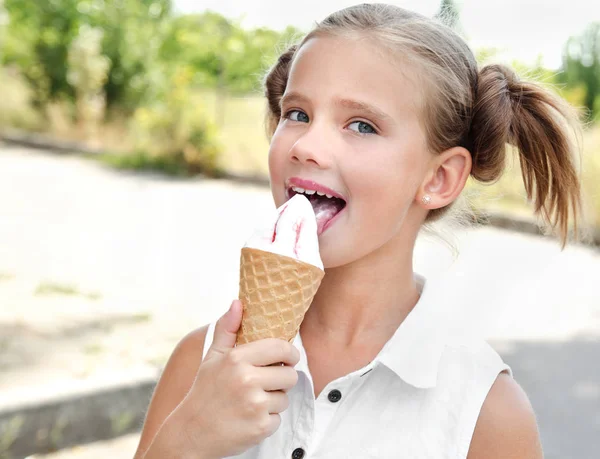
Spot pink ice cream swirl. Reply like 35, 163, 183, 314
244, 194, 323, 270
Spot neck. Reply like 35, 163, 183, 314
301, 229, 421, 349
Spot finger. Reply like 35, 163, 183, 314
238, 338, 300, 367
205, 300, 243, 360
256, 366, 299, 392
265, 413, 281, 436
265, 390, 290, 414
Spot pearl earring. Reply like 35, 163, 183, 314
421, 195, 432, 205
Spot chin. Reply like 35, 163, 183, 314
318, 234, 358, 270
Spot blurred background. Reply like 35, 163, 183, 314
0, 1, 599, 458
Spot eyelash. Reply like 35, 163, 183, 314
282, 109, 378, 135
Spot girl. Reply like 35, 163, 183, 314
135, 4, 583, 458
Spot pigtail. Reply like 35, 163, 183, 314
263, 45, 298, 140
467, 64, 583, 247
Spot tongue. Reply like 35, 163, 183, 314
311, 197, 341, 235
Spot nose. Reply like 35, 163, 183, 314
289, 128, 333, 169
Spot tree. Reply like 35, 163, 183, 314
160, 12, 303, 124
0, 0, 7, 56
3, 0, 172, 112
92, 0, 173, 113
434, 0, 462, 32
560, 22, 600, 120
4, 0, 80, 104
67, 25, 110, 139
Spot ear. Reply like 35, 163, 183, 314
417, 146, 472, 209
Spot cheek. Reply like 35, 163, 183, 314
350, 153, 420, 222
267, 133, 289, 205
268, 134, 285, 177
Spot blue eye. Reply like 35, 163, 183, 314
348, 121, 376, 134
286, 110, 309, 123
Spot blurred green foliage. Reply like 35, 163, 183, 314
559, 22, 600, 121
3, 0, 172, 111
0, 1, 598, 183
0, 2, 302, 174
123, 67, 222, 176
434, 0, 462, 33
0, 67, 42, 129
1, 1, 301, 111
159, 12, 301, 94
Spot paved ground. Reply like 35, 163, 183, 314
1, 144, 599, 459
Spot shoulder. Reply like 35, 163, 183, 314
436, 336, 512, 388
175, 325, 211, 356
134, 324, 210, 458
467, 371, 543, 459
436, 338, 541, 457
443, 336, 506, 366
159, 324, 211, 386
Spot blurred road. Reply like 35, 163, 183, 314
1, 144, 599, 459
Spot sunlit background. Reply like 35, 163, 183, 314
177, 0, 599, 69
0, 1, 599, 458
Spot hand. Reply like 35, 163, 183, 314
167, 300, 301, 458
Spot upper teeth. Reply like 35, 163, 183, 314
292, 186, 333, 198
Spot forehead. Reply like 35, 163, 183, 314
286, 35, 423, 118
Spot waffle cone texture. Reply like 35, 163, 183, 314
235, 247, 325, 346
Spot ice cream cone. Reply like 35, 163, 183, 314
236, 247, 325, 345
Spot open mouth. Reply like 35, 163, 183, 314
286, 185, 347, 235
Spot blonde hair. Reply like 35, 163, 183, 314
263, 3, 584, 248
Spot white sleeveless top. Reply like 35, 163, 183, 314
201, 275, 512, 459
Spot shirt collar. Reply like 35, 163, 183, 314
293, 273, 449, 390
376, 273, 450, 389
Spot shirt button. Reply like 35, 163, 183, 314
292, 447, 305, 459
328, 389, 342, 403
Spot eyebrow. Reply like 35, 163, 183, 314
334, 97, 393, 123
280, 91, 393, 124
279, 92, 310, 111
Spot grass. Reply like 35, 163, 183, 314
581, 127, 600, 228
98, 150, 190, 176
110, 411, 136, 436
197, 89, 271, 176
0, 273, 15, 282
84, 343, 104, 355
94, 89, 271, 178
0, 69, 42, 131
34, 282, 102, 300
130, 311, 152, 323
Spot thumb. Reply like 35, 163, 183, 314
205, 299, 243, 360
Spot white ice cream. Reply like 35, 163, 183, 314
244, 194, 323, 270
